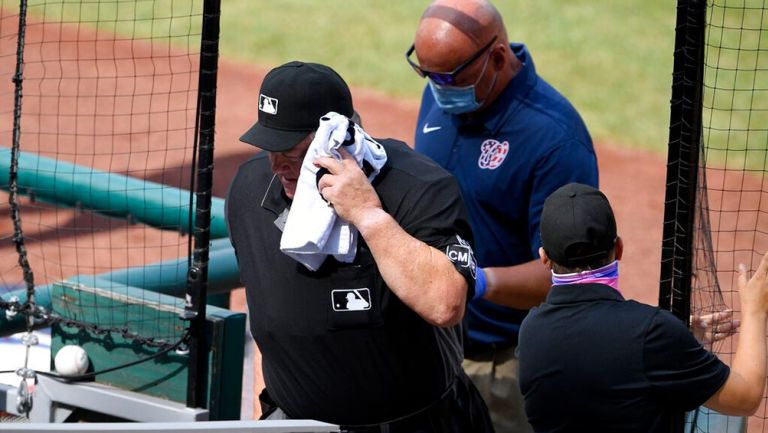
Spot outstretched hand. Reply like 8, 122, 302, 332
691, 310, 740, 344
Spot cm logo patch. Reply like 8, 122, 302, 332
446, 244, 473, 267
446, 242, 477, 278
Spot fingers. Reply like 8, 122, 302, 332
711, 320, 740, 343
738, 263, 749, 291
736, 253, 768, 288
314, 152, 349, 199
709, 309, 733, 323
692, 309, 740, 344
314, 147, 356, 173
317, 171, 334, 203
712, 318, 738, 334
314, 155, 344, 175
336, 146, 355, 161
695, 309, 733, 325
755, 251, 768, 282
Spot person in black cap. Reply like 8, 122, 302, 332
517, 182, 768, 433
226, 60, 494, 432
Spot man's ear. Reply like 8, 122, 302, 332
614, 236, 624, 261
491, 44, 507, 72
539, 247, 552, 270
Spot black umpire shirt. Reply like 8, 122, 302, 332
226, 139, 477, 425
518, 283, 730, 433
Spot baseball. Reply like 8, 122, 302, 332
54, 345, 90, 376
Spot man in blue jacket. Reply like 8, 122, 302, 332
407, 1, 597, 431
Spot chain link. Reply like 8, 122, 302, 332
0, 298, 179, 350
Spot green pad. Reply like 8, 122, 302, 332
49, 276, 245, 420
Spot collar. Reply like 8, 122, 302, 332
453, 43, 538, 133
545, 283, 625, 305
260, 174, 290, 216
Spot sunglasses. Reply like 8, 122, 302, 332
405, 35, 498, 86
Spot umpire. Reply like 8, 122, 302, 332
226, 61, 493, 432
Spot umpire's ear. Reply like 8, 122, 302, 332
614, 237, 624, 261
539, 247, 552, 270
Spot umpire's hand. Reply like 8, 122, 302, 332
315, 147, 382, 226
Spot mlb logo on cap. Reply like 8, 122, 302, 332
259, 94, 278, 115
239, 61, 354, 152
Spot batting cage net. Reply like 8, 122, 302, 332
0, 0, 226, 415
661, 0, 768, 430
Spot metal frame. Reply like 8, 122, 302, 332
1, 376, 207, 423
0, 421, 337, 433
658, 0, 708, 322
185, 0, 222, 409
0, 377, 338, 431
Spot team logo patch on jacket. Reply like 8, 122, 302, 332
478, 139, 509, 170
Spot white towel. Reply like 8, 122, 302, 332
280, 112, 388, 271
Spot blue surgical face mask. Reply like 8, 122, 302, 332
428, 80, 481, 114
428, 54, 497, 114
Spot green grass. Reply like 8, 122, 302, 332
3, 0, 204, 49
8, 0, 767, 164
217, 0, 768, 168
217, 0, 677, 152
701, 1, 768, 172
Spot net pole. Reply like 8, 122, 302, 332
186, 0, 222, 409
659, 4, 708, 428
659, 0, 707, 323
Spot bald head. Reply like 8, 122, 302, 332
412, 0, 517, 113
416, 0, 505, 49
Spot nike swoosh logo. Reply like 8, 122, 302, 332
422, 123, 442, 134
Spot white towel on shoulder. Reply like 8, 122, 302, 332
280, 112, 388, 271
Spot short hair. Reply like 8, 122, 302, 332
550, 248, 615, 274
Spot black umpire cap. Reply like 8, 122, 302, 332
540, 183, 618, 267
240, 61, 354, 152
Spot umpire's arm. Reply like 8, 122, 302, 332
316, 149, 467, 327
354, 208, 467, 327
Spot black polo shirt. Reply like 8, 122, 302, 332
518, 283, 729, 433
226, 139, 476, 425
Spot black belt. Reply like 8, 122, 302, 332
339, 386, 453, 433
339, 372, 493, 433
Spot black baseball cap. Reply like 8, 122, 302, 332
540, 183, 617, 267
240, 61, 354, 152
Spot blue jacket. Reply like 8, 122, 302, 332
415, 43, 598, 346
